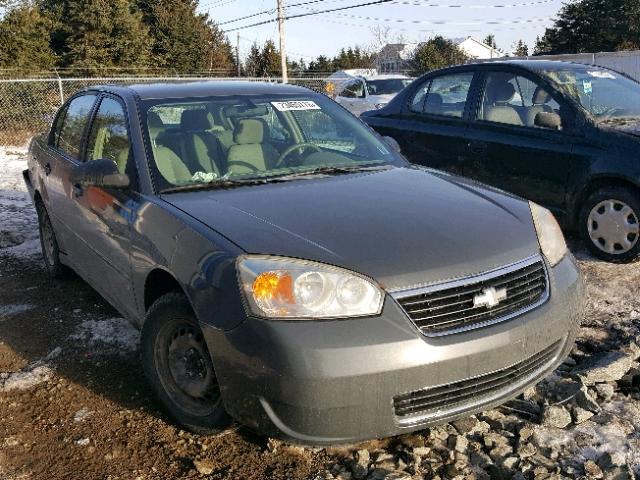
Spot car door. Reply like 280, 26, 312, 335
44, 93, 99, 262
73, 94, 139, 316
462, 68, 579, 216
384, 69, 477, 175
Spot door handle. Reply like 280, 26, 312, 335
44, 163, 52, 176
468, 140, 488, 155
72, 183, 84, 198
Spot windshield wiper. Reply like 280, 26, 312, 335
159, 176, 289, 194
273, 164, 392, 180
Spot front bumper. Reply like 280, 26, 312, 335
203, 254, 584, 445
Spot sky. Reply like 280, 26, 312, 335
200, 0, 566, 62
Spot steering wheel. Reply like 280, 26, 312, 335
274, 143, 321, 168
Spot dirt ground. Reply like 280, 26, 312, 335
1, 147, 640, 480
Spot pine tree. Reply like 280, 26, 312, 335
410, 36, 469, 76
45, 0, 152, 75
0, 4, 56, 72
483, 34, 498, 49
259, 40, 280, 77
136, 0, 235, 74
535, 0, 640, 54
514, 39, 529, 57
244, 43, 261, 77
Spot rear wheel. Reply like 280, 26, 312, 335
36, 202, 68, 278
141, 292, 230, 434
579, 186, 640, 263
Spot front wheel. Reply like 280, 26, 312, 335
141, 292, 230, 434
579, 186, 640, 263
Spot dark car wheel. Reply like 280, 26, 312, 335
36, 203, 68, 278
141, 292, 230, 434
579, 186, 640, 263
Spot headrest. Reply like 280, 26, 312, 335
425, 93, 443, 108
181, 110, 215, 131
234, 118, 266, 145
147, 111, 164, 129
486, 80, 516, 104
532, 86, 551, 105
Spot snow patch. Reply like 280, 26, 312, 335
0, 304, 34, 320
0, 363, 53, 392
73, 407, 94, 423
71, 317, 140, 355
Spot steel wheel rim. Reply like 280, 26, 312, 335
157, 322, 220, 417
588, 199, 639, 254
41, 215, 56, 267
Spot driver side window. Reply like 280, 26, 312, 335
340, 81, 365, 99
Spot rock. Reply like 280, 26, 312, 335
597, 451, 626, 469
595, 383, 615, 400
337, 473, 352, 480
367, 469, 393, 480
584, 459, 603, 479
193, 459, 214, 476
351, 464, 367, 480
501, 457, 519, 470
576, 385, 601, 413
355, 449, 370, 468
483, 432, 510, 449
574, 349, 639, 385
571, 406, 594, 424
442, 463, 462, 478
540, 405, 572, 428
516, 441, 537, 459
449, 435, 468, 454
469, 450, 493, 468
452, 417, 479, 434
488, 444, 513, 462
75, 438, 90, 446
411, 447, 430, 457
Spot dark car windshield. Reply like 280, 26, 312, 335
143, 93, 403, 191
366, 79, 412, 96
541, 65, 640, 123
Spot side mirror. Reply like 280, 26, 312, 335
383, 136, 402, 153
71, 159, 130, 189
535, 112, 562, 130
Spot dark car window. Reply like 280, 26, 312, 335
86, 97, 131, 174
423, 72, 474, 118
410, 80, 431, 113
57, 95, 97, 159
366, 79, 411, 95
49, 105, 68, 147
479, 71, 559, 128
339, 81, 365, 99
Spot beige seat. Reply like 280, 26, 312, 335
148, 112, 191, 185
525, 86, 554, 127
483, 80, 523, 126
226, 119, 279, 174
180, 110, 223, 175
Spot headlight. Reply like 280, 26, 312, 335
237, 256, 384, 319
529, 202, 567, 267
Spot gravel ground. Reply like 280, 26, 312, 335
1, 148, 639, 480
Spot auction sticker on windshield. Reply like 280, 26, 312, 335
272, 100, 321, 111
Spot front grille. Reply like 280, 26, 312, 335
393, 341, 561, 421
394, 256, 548, 336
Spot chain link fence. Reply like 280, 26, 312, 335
0, 76, 329, 147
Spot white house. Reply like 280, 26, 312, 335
376, 37, 501, 73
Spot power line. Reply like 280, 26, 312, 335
221, 0, 393, 33
218, 0, 357, 26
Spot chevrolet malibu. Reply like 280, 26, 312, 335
24, 82, 584, 444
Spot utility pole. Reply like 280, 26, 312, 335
277, 0, 288, 83
236, 32, 241, 77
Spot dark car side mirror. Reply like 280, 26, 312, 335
71, 159, 130, 189
383, 136, 402, 153
535, 112, 562, 131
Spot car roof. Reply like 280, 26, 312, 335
86, 80, 314, 100
425, 59, 612, 77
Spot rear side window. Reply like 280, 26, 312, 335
424, 72, 474, 118
410, 80, 430, 113
57, 95, 97, 159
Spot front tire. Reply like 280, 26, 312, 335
579, 186, 640, 263
141, 292, 230, 434
36, 202, 68, 278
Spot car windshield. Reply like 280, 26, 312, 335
143, 93, 403, 192
541, 66, 640, 124
366, 79, 412, 96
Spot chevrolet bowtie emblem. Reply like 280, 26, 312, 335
473, 287, 508, 308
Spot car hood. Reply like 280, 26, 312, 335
163, 167, 541, 291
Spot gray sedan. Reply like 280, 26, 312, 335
24, 81, 584, 444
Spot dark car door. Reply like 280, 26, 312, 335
462, 68, 580, 216
372, 69, 477, 174
72, 94, 140, 317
